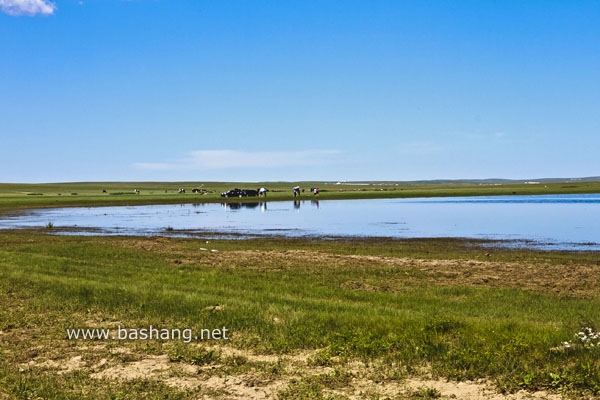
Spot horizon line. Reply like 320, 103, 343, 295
1, 176, 599, 185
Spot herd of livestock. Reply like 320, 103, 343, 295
220, 186, 319, 198
124, 187, 320, 197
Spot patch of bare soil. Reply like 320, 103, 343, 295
26, 355, 86, 374
403, 378, 562, 400
91, 354, 172, 380
21, 342, 564, 400
190, 375, 287, 400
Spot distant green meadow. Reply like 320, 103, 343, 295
1, 181, 600, 398
1, 180, 600, 210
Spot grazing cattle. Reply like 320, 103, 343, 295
221, 188, 243, 197
243, 189, 259, 197
102, 189, 107, 193
178, 188, 186, 194
292, 186, 301, 197
221, 188, 259, 197
310, 187, 319, 195
133, 189, 140, 194
258, 187, 268, 197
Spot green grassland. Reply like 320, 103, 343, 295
1, 180, 600, 210
1, 181, 600, 398
1, 232, 600, 399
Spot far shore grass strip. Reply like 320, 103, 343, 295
1, 180, 600, 211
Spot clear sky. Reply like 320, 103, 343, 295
1, 0, 599, 183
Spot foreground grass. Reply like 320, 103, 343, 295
1, 231, 600, 398
1, 180, 600, 211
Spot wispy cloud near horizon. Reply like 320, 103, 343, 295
0, 0, 56, 16
134, 149, 342, 171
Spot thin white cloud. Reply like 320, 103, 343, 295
0, 0, 56, 16
134, 150, 342, 171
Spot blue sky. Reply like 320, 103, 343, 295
1, 0, 598, 183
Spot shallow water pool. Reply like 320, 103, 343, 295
1, 194, 599, 251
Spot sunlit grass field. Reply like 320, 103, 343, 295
1, 231, 600, 398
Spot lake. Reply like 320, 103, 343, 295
1, 194, 600, 250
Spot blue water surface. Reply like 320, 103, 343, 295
1, 194, 599, 251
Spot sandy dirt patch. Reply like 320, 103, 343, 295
91, 354, 172, 380
403, 378, 562, 400
30, 342, 561, 399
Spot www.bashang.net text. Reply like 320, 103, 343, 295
66, 325, 229, 343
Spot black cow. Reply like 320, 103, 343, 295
242, 189, 259, 197
221, 188, 244, 197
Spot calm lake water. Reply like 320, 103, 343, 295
1, 194, 600, 251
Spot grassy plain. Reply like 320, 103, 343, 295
1, 180, 600, 210
1, 233, 600, 399
1, 181, 600, 399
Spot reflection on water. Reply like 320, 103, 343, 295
223, 202, 262, 210
1, 194, 600, 250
